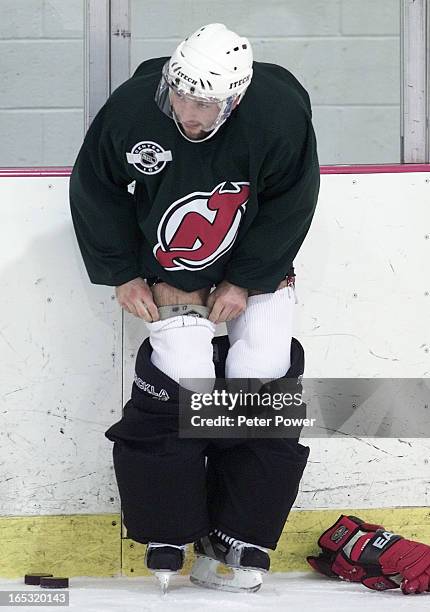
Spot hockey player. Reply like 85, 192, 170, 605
69, 23, 320, 592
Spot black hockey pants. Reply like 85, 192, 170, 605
105, 334, 310, 550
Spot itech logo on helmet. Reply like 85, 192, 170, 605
176, 70, 198, 85
229, 75, 251, 89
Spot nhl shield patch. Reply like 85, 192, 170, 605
126, 141, 172, 175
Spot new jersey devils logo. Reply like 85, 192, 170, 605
154, 181, 250, 271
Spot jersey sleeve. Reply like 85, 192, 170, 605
223, 120, 320, 293
69, 103, 141, 287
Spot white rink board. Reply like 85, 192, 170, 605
0, 172, 429, 516
294, 171, 430, 510
0, 178, 122, 516
298, 172, 430, 378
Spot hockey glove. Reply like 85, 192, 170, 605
307, 515, 414, 592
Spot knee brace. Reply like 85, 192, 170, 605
225, 286, 295, 380
146, 306, 216, 394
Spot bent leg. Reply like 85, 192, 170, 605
107, 284, 216, 544
215, 276, 307, 548
112, 436, 210, 545
205, 438, 310, 549
107, 397, 210, 544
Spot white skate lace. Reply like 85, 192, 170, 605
213, 529, 268, 553
149, 542, 187, 550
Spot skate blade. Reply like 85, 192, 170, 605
190, 556, 263, 593
152, 570, 176, 595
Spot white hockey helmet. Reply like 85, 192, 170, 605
155, 23, 253, 142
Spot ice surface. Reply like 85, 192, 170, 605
0, 572, 429, 611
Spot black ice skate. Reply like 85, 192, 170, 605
145, 543, 186, 594
190, 529, 270, 592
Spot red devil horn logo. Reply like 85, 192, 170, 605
154, 182, 250, 271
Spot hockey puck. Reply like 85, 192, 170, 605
39, 576, 69, 589
24, 573, 53, 585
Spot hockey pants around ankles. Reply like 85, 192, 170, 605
105, 334, 310, 549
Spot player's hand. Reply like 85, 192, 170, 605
206, 280, 248, 323
115, 277, 160, 322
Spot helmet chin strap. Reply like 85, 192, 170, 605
172, 111, 224, 143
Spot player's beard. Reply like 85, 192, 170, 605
180, 123, 206, 139
171, 107, 216, 141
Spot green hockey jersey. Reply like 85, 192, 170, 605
69, 57, 320, 293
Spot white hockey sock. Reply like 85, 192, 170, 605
146, 315, 216, 393
225, 286, 294, 380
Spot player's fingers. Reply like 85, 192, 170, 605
146, 301, 160, 322
208, 301, 223, 323
135, 299, 159, 322
213, 299, 246, 322
220, 307, 236, 322
134, 301, 151, 322
225, 309, 242, 322
215, 306, 233, 324
124, 302, 138, 317
206, 291, 216, 311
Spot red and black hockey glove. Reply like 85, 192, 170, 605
307, 515, 430, 594
306, 515, 396, 589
